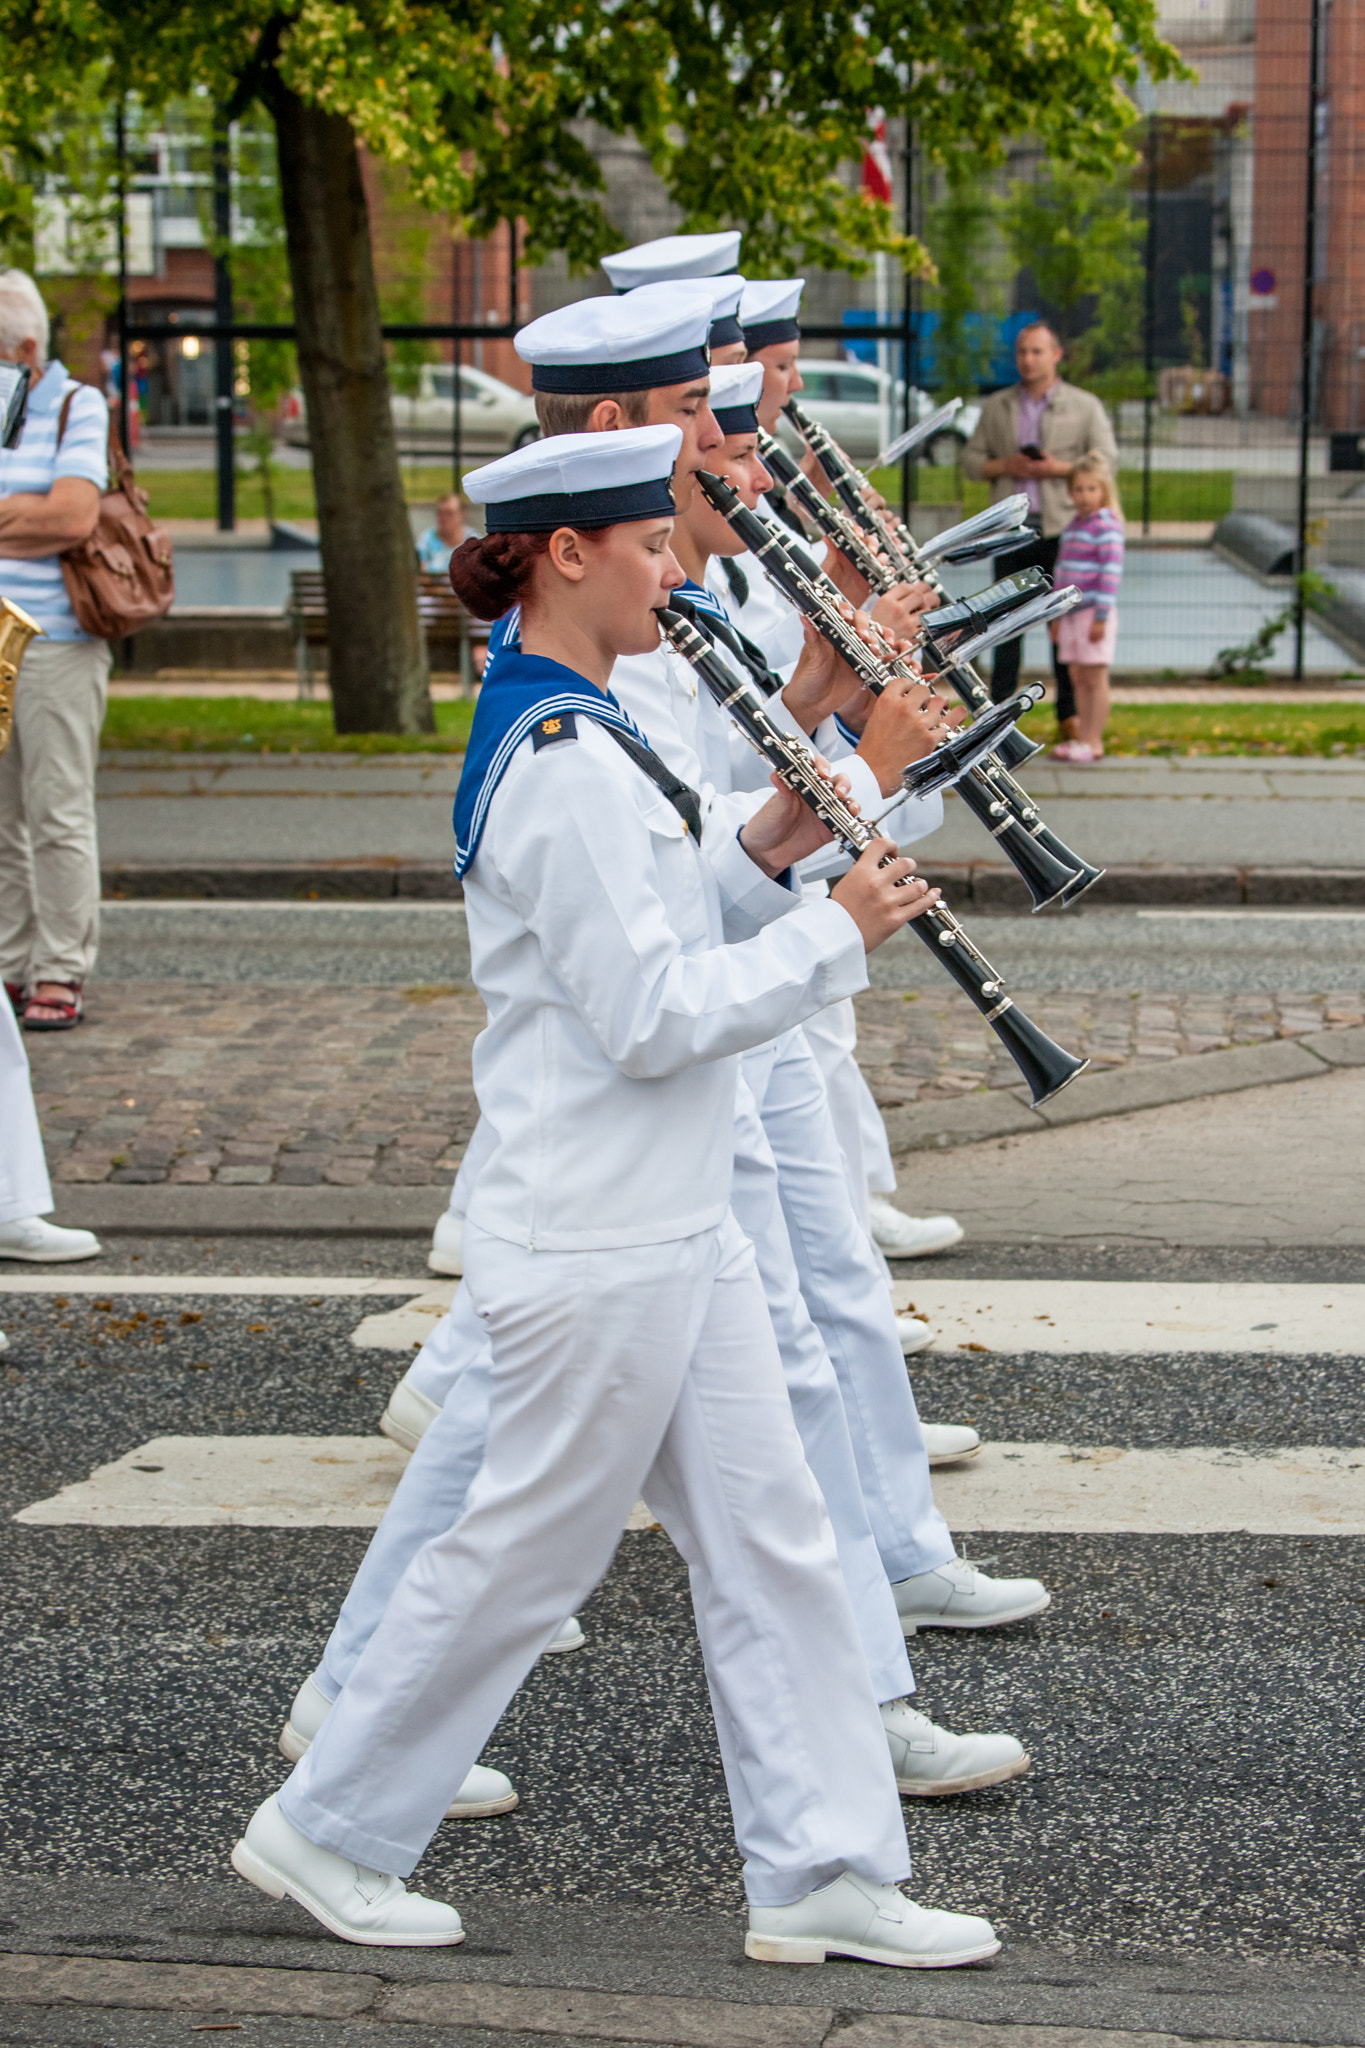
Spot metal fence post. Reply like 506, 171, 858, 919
1293, 0, 1323, 681
115, 101, 130, 458
1142, 109, 1158, 538
212, 109, 235, 533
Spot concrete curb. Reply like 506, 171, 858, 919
48, 1185, 445, 1237
99, 860, 1365, 908
0, 1951, 1350, 2048
48, 1028, 1365, 1232
882, 1024, 1365, 1156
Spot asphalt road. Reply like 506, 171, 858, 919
93, 899, 1365, 994
3, 900, 1361, 2033
1, 1288, 1361, 1983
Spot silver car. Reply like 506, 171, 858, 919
282, 363, 540, 457
784, 360, 980, 466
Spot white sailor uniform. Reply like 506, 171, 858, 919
278, 655, 911, 1904
0, 995, 53, 1224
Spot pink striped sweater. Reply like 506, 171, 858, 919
1054, 506, 1124, 619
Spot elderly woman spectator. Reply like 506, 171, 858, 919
0, 268, 110, 1032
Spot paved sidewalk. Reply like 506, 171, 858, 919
27, 983, 1364, 1194
95, 752, 1365, 906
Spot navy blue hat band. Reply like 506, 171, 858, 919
713, 403, 759, 435
708, 314, 743, 347
484, 477, 677, 533
742, 317, 801, 350
531, 344, 711, 395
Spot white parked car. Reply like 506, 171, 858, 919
282, 363, 540, 457
783, 360, 981, 467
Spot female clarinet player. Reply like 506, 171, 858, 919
230, 424, 999, 1971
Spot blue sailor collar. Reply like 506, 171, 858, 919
452, 649, 650, 876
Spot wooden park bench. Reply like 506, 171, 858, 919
289, 569, 490, 700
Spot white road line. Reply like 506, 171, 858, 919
1136, 908, 1365, 919
100, 900, 467, 915
12, 1435, 656, 1532
0, 1276, 432, 1297
13, 1435, 1362, 1535
931, 1441, 1365, 1535
890, 1280, 1365, 1355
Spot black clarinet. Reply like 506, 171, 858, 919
780, 400, 1045, 768
783, 398, 921, 578
696, 473, 1103, 909
656, 604, 1087, 1106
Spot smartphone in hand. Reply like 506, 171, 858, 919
1018, 442, 1044, 460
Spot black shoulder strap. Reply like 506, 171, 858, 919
600, 724, 704, 842
721, 556, 750, 608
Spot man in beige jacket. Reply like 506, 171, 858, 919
960, 322, 1118, 734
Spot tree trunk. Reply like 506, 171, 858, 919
271, 88, 432, 734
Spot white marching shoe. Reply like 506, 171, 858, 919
428, 1210, 464, 1276
920, 1424, 981, 1468
279, 1675, 518, 1817
869, 1199, 964, 1260
896, 1313, 935, 1356
746, 1872, 999, 1969
232, 1794, 464, 1948
543, 1614, 586, 1653
378, 1374, 442, 1453
0, 1215, 101, 1263
880, 1699, 1029, 1797
893, 1553, 1050, 1636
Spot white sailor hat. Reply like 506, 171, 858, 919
740, 279, 805, 350
463, 425, 683, 533
515, 283, 714, 396
708, 361, 764, 435
601, 230, 742, 292
700, 274, 745, 349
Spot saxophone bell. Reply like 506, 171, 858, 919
0, 595, 44, 760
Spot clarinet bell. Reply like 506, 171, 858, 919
995, 723, 1044, 769
997, 1005, 1089, 1107
1055, 854, 1107, 907
955, 776, 1078, 911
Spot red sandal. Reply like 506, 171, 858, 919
4, 982, 24, 1017
22, 981, 83, 1032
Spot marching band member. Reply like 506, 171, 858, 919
283, 302, 1038, 1857
729, 278, 966, 1263
232, 423, 1001, 1971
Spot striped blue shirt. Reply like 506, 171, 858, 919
0, 360, 108, 639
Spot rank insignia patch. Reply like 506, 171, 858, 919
532, 711, 577, 750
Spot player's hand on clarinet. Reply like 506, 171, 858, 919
831, 840, 940, 952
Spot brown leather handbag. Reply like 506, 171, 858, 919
55, 387, 175, 639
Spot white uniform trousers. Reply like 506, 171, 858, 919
753, 1030, 956, 1584
800, 998, 898, 1214
325, 1084, 915, 1710
280, 1213, 910, 1905
0, 995, 53, 1224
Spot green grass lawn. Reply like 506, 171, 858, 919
143, 465, 461, 522
867, 468, 1234, 525
101, 696, 476, 753
101, 693, 1363, 758
1017, 697, 1365, 756
151, 464, 1235, 527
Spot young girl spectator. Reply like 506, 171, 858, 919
1050, 451, 1124, 763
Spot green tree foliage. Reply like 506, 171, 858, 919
923, 174, 1002, 396
0, 1, 1182, 732
999, 155, 1146, 394
4, 2, 1183, 276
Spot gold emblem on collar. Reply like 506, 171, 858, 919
541, 717, 562, 734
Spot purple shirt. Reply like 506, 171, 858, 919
1015, 385, 1055, 515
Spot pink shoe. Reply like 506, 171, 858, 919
1052, 741, 1100, 763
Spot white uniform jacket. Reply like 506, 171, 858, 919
461, 670, 868, 1254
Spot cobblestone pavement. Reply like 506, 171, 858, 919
25, 982, 1365, 1189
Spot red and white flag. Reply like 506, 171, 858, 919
861, 112, 893, 205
